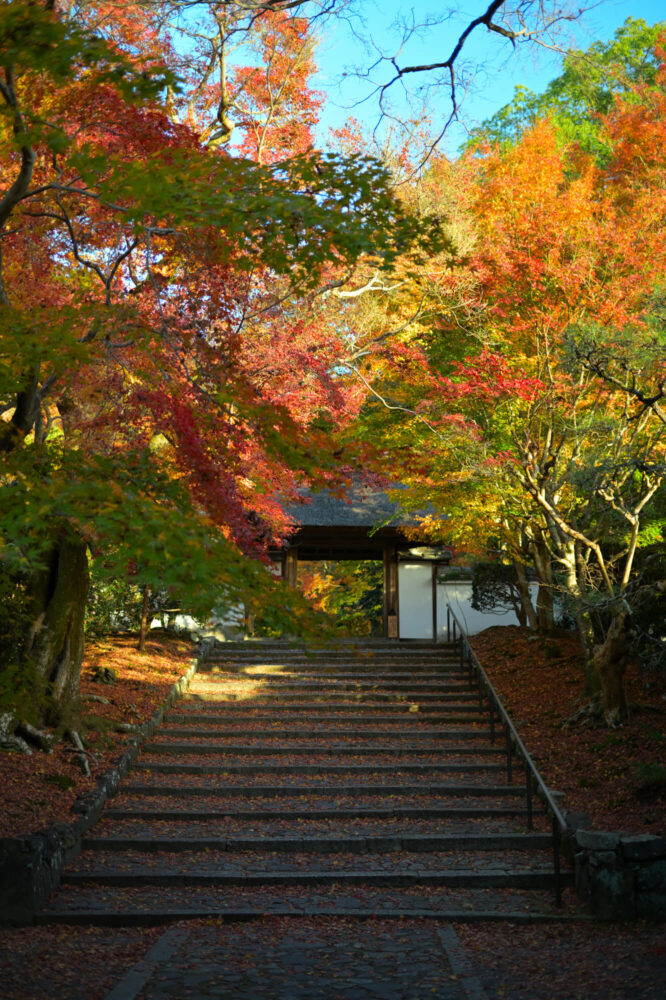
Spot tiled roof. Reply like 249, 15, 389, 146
287, 483, 423, 528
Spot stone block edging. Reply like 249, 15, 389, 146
0, 651, 203, 926
561, 812, 666, 921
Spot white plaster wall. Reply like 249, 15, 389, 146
397, 562, 434, 639
436, 581, 538, 637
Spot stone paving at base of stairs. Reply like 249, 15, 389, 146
103, 918, 487, 1000
42, 881, 582, 919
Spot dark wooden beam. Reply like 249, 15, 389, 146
284, 548, 298, 588
383, 546, 398, 639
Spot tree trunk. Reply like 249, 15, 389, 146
513, 562, 538, 629
593, 611, 630, 727
558, 538, 599, 692
536, 585, 554, 631
24, 536, 89, 723
576, 608, 601, 695
530, 538, 554, 632
138, 585, 151, 652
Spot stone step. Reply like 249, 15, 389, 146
204, 649, 457, 656
120, 782, 528, 799
176, 716, 493, 729
147, 739, 505, 755
177, 702, 492, 717
163, 720, 498, 737
203, 672, 467, 682
103, 805, 534, 822
204, 656, 458, 666
206, 646, 452, 653
207, 645, 455, 651
199, 677, 475, 691
135, 760, 511, 776
204, 649, 452, 659
82, 832, 552, 853
247, 668, 464, 674
202, 669, 465, 680
95, 814, 541, 839
183, 692, 483, 704
166, 717, 496, 733
95, 820, 541, 841
144, 741, 506, 757
39, 637, 569, 933
62, 867, 566, 890
202, 664, 465, 674
202, 660, 470, 684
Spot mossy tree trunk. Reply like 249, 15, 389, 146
593, 610, 630, 727
24, 536, 89, 723
138, 585, 151, 653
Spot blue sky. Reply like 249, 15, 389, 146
312, 0, 665, 153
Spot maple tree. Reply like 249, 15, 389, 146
338, 55, 665, 724
2, 1, 662, 737
463, 73, 665, 722
469, 16, 666, 159
0, 0, 440, 727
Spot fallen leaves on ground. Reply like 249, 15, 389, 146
0, 633, 193, 838
457, 922, 666, 1000
0, 925, 164, 1000
471, 627, 666, 835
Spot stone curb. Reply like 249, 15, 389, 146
436, 925, 491, 1000
36, 908, 591, 927
102, 925, 192, 1000
63, 869, 569, 889
0, 649, 204, 926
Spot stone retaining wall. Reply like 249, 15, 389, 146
0, 653, 202, 926
561, 811, 665, 920
573, 829, 666, 921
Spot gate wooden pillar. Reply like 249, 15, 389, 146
283, 547, 299, 588
382, 546, 399, 639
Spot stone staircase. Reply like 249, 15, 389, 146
39, 641, 576, 925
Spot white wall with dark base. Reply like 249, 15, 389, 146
396, 572, 537, 640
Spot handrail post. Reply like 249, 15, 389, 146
489, 700, 495, 743
526, 769, 533, 830
553, 815, 562, 907
505, 727, 513, 783
446, 607, 451, 644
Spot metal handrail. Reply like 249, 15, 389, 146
445, 604, 566, 906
